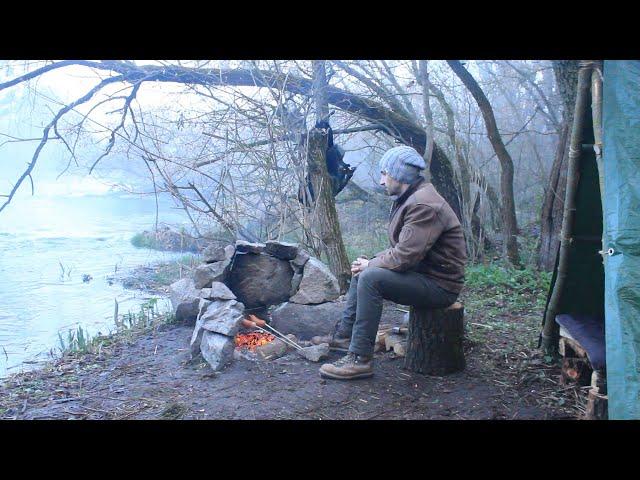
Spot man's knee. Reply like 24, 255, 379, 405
357, 266, 386, 288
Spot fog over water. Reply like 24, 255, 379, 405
0, 188, 191, 377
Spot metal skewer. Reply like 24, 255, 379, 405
241, 317, 303, 351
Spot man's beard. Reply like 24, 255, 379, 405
386, 185, 401, 196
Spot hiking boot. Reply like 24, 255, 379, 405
311, 334, 350, 352
319, 352, 373, 380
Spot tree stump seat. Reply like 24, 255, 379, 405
403, 302, 465, 375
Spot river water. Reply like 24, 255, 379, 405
0, 191, 191, 378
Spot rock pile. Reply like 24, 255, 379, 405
169, 240, 342, 371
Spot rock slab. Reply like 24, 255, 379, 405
270, 301, 343, 340
202, 244, 227, 263
235, 240, 266, 254
227, 252, 293, 308
297, 343, 330, 362
189, 299, 212, 357
169, 278, 201, 325
265, 241, 299, 260
289, 257, 340, 304
200, 282, 236, 300
200, 331, 235, 371
193, 258, 231, 289
199, 299, 245, 336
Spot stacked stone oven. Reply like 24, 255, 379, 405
169, 240, 342, 371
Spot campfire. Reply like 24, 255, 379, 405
235, 331, 275, 351
181, 240, 340, 371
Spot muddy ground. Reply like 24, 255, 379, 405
0, 297, 583, 420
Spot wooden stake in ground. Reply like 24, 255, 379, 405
404, 302, 465, 375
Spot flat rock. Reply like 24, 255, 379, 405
200, 331, 235, 371
227, 252, 293, 308
193, 258, 231, 289
189, 299, 213, 358
200, 282, 236, 300
297, 343, 330, 362
289, 257, 340, 304
202, 245, 227, 263
199, 299, 245, 336
255, 337, 289, 360
169, 278, 201, 325
291, 249, 310, 271
224, 244, 235, 259
290, 271, 303, 297
270, 301, 343, 340
265, 241, 299, 260
235, 240, 266, 254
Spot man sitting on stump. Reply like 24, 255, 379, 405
313, 145, 467, 380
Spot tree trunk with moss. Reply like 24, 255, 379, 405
306, 61, 351, 293
306, 129, 351, 292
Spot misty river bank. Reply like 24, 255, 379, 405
0, 191, 195, 378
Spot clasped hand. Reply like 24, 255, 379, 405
351, 256, 369, 276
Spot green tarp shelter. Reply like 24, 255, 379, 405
542, 60, 640, 420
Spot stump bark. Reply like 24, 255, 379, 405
585, 388, 608, 420
403, 302, 465, 375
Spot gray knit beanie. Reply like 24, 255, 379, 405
379, 146, 426, 184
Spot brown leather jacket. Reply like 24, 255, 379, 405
368, 177, 467, 294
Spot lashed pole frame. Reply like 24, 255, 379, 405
541, 61, 595, 354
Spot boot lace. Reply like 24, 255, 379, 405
333, 352, 356, 367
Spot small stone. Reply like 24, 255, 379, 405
199, 299, 245, 336
202, 245, 227, 263
193, 258, 231, 289
291, 249, 310, 271
255, 338, 289, 360
200, 282, 236, 300
235, 240, 266, 254
200, 331, 235, 371
297, 343, 330, 362
290, 272, 303, 297
224, 244, 235, 259
189, 300, 212, 358
289, 257, 340, 305
265, 241, 299, 260
169, 278, 201, 325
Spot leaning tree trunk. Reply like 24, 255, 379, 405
538, 60, 580, 271
404, 303, 466, 375
538, 122, 569, 270
447, 60, 520, 267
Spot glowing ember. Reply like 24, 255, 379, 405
235, 332, 275, 351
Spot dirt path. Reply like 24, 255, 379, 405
0, 301, 579, 420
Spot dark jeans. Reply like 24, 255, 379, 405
336, 267, 459, 357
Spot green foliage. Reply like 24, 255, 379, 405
130, 232, 159, 249
58, 325, 95, 354
57, 297, 176, 357
461, 264, 551, 342
466, 263, 551, 296
343, 231, 388, 263
518, 234, 541, 268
